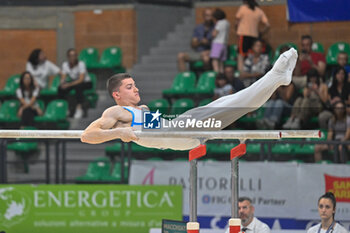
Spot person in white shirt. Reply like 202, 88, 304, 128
58, 48, 92, 119
210, 8, 230, 73
307, 192, 349, 233
26, 49, 60, 89
225, 197, 270, 233
16, 71, 43, 127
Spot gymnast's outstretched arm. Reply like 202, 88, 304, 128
81, 106, 138, 144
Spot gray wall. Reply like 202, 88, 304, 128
136, 4, 191, 59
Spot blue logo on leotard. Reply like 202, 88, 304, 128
143, 110, 161, 129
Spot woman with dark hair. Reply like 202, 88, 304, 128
16, 71, 43, 127
26, 48, 60, 89
235, 0, 270, 57
58, 48, 92, 118
314, 100, 350, 162
329, 67, 350, 102
307, 192, 348, 233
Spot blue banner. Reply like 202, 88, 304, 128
287, 0, 350, 22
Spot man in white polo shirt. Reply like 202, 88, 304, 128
225, 197, 270, 233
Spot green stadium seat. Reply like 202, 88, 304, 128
35, 99, 67, 122
0, 100, 20, 126
271, 143, 293, 154
312, 42, 325, 53
79, 47, 100, 69
246, 142, 267, 154
207, 142, 238, 154
198, 98, 212, 106
7, 139, 38, 173
163, 72, 196, 96
188, 71, 216, 95
148, 98, 170, 115
224, 44, 238, 67
101, 160, 129, 182
288, 159, 304, 163
170, 98, 194, 115
190, 61, 204, 71
75, 157, 111, 182
326, 42, 350, 65
0, 74, 20, 100
273, 43, 298, 63
40, 75, 61, 98
96, 47, 125, 73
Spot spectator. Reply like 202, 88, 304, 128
283, 69, 328, 129
224, 65, 245, 93
16, 71, 43, 127
334, 52, 350, 82
213, 73, 233, 100
238, 39, 270, 87
314, 100, 350, 163
293, 35, 326, 89
177, 9, 214, 72
307, 192, 348, 233
58, 48, 92, 119
225, 197, 270, 233
235, 0, 270, 57
26, 48, 60, 89
319, 67, 350, 129
210, 8, 230, 73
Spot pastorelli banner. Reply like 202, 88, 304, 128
129, 161, 350, 221
0, 185, 182, 233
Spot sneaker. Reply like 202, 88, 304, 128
290, 118, 301, 129
264, 118, 276, 129
282, 117, 294, 129
74, 108, 83, 119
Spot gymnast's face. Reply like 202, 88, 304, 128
113, 78, 140, 106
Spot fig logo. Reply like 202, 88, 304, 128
324, 174, 350, 202
142, 167, 156, 185
0, 187, 31, 228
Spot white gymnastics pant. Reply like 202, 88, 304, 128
135, 48, 298, 150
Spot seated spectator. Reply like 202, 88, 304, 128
210, 8, 230, 73
293, 35, 326, 89
333, 52, 350, 82
58, 48, 92, 119
177, 9, 214, 72
238, 39, 270, 87
16, 71, 43, 127
314, 100, 350, 163
283, 69, 328, 129
213, 73, 233, 100
318, 67, 350, 129
224, 65, 244, 93
26, 48, 60, 89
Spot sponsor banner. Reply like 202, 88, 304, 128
0, 185, 182, 233
129, 161, 350, 221
296, 164, 350, 220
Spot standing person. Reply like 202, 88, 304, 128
80, 48, 298, 150
26, 48, 60, 89
16, 71, 43, 127
307, 192, 348, 233
210, 8, 230, 73
236, 0, 270, 57
177, 9, 214, 72
225, 197, 270, 233
58, 48, 92, 119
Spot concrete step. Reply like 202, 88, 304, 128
132, 63, 177, 71
141, 55, 177, 64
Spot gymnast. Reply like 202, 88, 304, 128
81, 48, 298, 150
